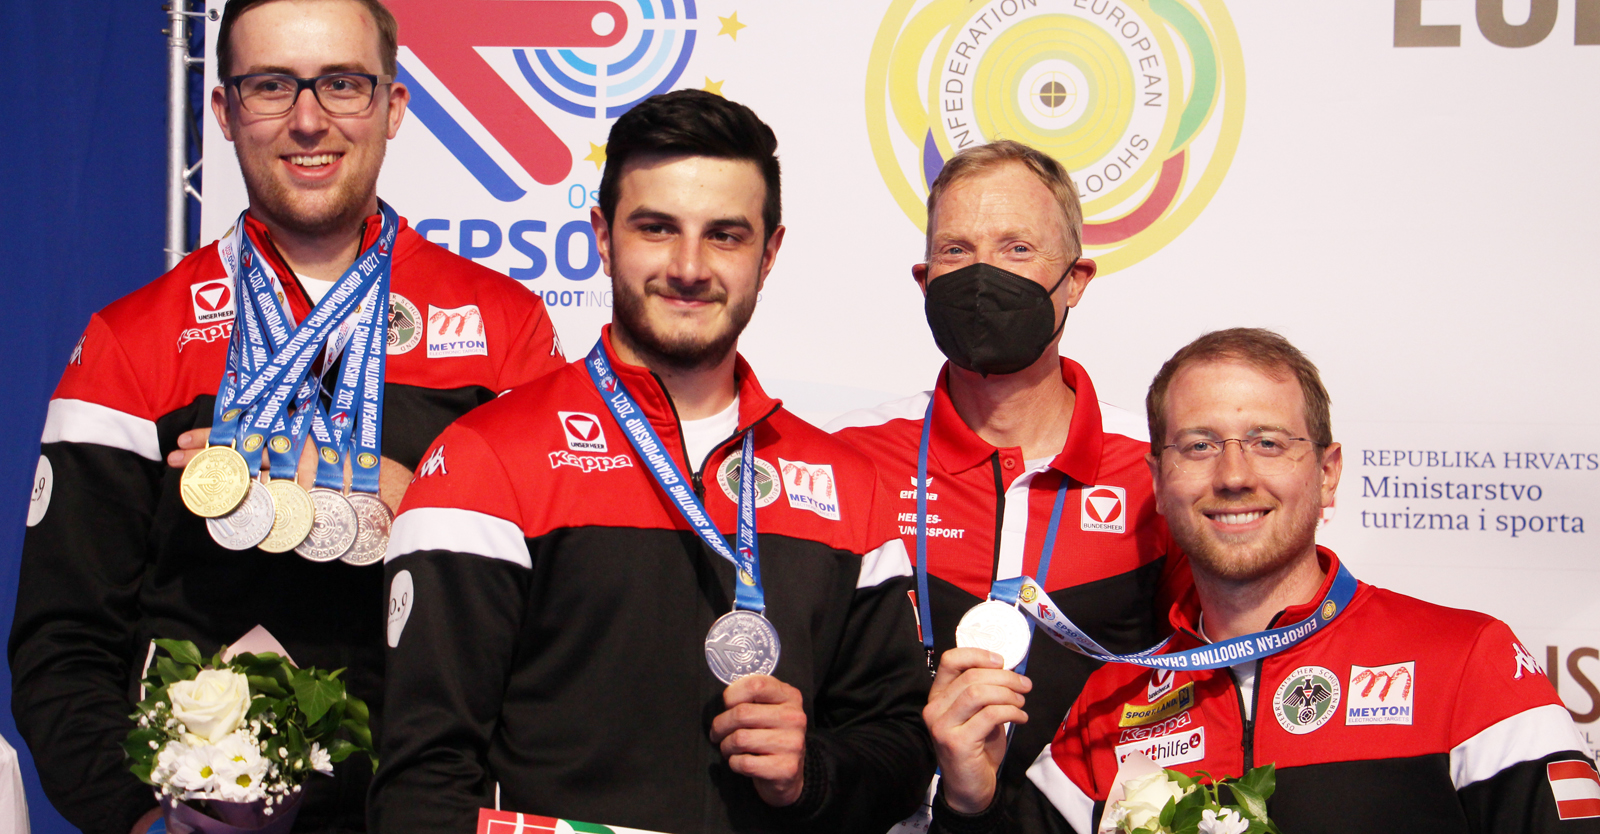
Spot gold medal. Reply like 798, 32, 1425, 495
179, 446, 251, 518
258, 479, 315, 553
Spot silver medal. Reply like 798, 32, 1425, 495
295, 488, 359, 563
206, 479, 275, 551
704, 609, 781, 684
341, 492, 393, 566
955, 600, 1032, 671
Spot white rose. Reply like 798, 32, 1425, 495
168, 669, 251, 744
1116, 771, 1189, 831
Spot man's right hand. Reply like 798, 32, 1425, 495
923, 647, 1032, 815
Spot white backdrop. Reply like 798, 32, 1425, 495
201, 0, 1600, 734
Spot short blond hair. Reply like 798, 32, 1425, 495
924, 140, 1083, 259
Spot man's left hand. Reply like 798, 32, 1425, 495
709, 674, 807, 807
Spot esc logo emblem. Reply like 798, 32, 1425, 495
1273, 665, 1340, 735
867, 0, 1245, 274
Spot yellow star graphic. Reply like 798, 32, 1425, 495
583, 142, 606, 171
718, 12, 747, 40
702, 77, 725, 97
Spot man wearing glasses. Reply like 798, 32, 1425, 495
925, 329, 1595, 833
8, 1, 563, 832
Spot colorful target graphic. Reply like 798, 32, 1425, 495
515, 0, 699, 120
867, 0, 1244, 273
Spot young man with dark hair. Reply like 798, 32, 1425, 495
371, 89, 934, 833
8, 1, 564, 831
926, 328, 1596, 833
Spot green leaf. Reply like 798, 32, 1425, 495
1166, 769, 1199, 790
340, 718, 373, 752
153, 639, 204, 667
1237, 763, 1277, 802
292, 675, 343, 724
326, 737, 358, 762
345, 696, 369, 724
248, 674, 287, 698
1159, 795, 1177, 828
155, 656, 196, 687
128, 760, 155, 785
1228, 783, 1270, 823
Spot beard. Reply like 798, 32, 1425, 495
236, 144, 384, 239
611, 276, 757, 371
1166, 499, 1320, 586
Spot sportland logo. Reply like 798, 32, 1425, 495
866, 0, 1245, 273
386, 0, 699, 201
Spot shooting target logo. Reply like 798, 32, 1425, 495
866, 0, 1245, 273
516, 0, 699, 122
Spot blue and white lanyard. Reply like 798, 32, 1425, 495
586, 340, 765, 613
206, 205, 396, 484
914, 397, 1070, 674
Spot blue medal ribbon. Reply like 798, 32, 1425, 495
585, 340, 765, 613
915, 397, 1071, 673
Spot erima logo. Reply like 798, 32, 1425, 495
189, 280, 236, 324
558, 411, 607, 452
1082, 485, 1127, 533
417, 445, 448, 479
900, 475, 938, 501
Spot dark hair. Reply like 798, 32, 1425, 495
1146, 328, 1333, 453
217, 0, 399, 78
599, 89, 782, 241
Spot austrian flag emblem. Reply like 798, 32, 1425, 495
1548, 760, 1600, 820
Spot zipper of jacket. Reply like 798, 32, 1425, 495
1236, 657, 1262, 770
648, 369, 781, 497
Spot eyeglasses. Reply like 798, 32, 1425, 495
1159, 433, 1320, 478
225, 73, 390, 116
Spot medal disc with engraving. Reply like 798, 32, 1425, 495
180, 446, 251, 518
955, 600, 1032, 671
259, 480, 315, 553
206, 479, 275, 550
704, 610, 781, 684
342, 493, 393, 566
295, 488, 359, 562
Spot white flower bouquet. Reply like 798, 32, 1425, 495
1101, 761, 1282, 834
122, 638, 375, 833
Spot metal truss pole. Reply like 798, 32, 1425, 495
165, 2, 208, 271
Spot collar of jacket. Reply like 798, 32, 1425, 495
927, 355, 1107, 485
240, 208, 412, 323
1167, 546, 1358, 647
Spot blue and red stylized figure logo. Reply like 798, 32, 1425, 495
388, 0, 698, 202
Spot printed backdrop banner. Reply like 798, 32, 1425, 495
202, 1, 1600, 740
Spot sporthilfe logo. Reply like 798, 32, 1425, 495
867, 0, 1245, 274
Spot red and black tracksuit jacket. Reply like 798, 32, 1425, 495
373, 327, 936, 833
9, 213, 563, 833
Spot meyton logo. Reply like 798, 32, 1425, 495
1081, 485, 1127, 533
189, 280, 236, 324
1347, 661, 1414, 726
428, 304, 487, 358
386, 0, 698, 201
558, 411, 608, 452
780, 458, 841, 521
867, 0, 1245, 273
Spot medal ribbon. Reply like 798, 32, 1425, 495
992, 562, 1359, 670
914, 397, 1071, 671
585, 340, 765, 613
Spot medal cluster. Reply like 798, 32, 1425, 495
179, 208, 398, 566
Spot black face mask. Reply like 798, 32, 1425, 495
924, 259, 1077, 377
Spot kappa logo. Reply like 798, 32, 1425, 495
1117, 710, 1191, 745
177, 322, 233, 353
388, 293, 422, 355
1548, 760, 1600, 820
900, 475, 938, 501
1347, 661, 1414, 726
779, 458, 841, 521
717, 452, 782, 508
69, 333, 85, 366
548, 450, 633, 473
189, 280, 236, 324
1148, 667, 1175, 700
1515, 641, 1546, 680
558, 411, 607, 452
417, 445, 448, 479
1273, 665, 1341, 735
1081, 485, 1127, 533
427, 304, 487, 358
1115, 725, 1205, 769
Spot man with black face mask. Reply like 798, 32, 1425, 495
829, 140, 1187, 829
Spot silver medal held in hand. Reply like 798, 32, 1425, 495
704, 609, 781, 684
955, 599, 1031, 671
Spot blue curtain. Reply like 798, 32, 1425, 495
0, 1, 170, 830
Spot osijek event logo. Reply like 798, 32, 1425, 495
867, 0, 1245, 273
382, 1, 743, 308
